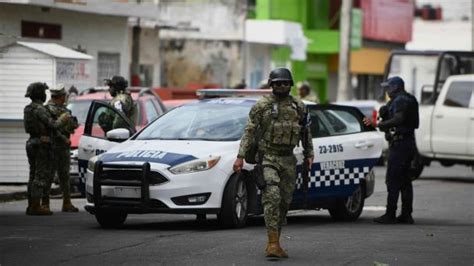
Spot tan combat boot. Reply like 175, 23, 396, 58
265, 228, 282, 254
266, 230, 289, 258
277, 228, 288, 258
41, 196, 52, 213
27, 198, 53, 216
62, 197, 79, 212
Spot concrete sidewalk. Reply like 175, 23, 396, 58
0, 185, 28, 202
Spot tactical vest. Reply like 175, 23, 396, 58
23, 102, 49, 137
259, 96, 304, 149
111, 93, 134, 120
390, 92, 419, 136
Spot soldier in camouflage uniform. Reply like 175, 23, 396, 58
233, 68, 314, 258
99, 76, 135, 132
44, 84, 79, 212
23, 82, 70, 215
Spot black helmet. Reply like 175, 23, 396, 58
105, 75, 128, 91
25, 82, 48, 101
268, 68, 294, 86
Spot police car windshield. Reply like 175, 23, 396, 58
136, 99, 252, 141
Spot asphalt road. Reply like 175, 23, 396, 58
0, 163, 472, 266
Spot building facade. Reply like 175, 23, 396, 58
157, 0, 247, 88
0, 0, 159, 183
0, 1, 160, 89
254, 0, 414, 102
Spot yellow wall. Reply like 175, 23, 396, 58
350, 47, 391, 75
328, 47, 391, 75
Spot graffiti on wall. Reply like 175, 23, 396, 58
56, 59, 91, 81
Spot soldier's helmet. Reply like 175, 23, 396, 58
105, 75, 128, 91
268, 68, 294, 86
50, 83, 67, 97
25, 82, 49, 99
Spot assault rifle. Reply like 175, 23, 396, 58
301, 126, 310, 208
251, 126, 266, 190
243, 119, 266, 189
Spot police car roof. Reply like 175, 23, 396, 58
195, 88, 317, 107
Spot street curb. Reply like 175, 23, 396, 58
0, 187, 62, 203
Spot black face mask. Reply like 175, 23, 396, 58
109, 87, 117, 97
272, 84, 291, 98
386, 86, 402, 99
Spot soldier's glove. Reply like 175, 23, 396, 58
58, 112, 71, 123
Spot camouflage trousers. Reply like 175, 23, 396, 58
26, 142, 52, 199
261, 153, 297, 231
45, 146, 71, 199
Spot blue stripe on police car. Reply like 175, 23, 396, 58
100, 150, 198, 166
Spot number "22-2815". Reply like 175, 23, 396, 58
318, 144, 343, 154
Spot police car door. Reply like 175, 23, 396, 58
78, 100, 136, 179
294, 104, 383, 204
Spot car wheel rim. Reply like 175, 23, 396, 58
235, 179, 248, 220
345, 186, 362, 213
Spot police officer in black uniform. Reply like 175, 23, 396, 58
364, 76, 419, 224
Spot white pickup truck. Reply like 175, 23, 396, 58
413, 74, 474, 176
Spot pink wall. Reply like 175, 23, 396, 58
361, 0, 414, 43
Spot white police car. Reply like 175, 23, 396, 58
79, 90, 383, 228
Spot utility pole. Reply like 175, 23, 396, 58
131, 0, 142, 86
337, 0, 353, 101
241, 2, 248, 88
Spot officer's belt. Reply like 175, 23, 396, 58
391, 133, 414, 142
262, 150, 294, 156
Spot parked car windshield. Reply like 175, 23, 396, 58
136, 99, 252, 141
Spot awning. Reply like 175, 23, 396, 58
17, 41, 93, 60
245, 20, 308, 61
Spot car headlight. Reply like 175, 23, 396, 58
87, 156, 99, 172
168, 156, 220, 175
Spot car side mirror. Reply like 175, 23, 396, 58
106, 128, 130, 141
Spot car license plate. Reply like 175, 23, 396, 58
114, 187, 141, 198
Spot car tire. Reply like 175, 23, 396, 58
218, 174, 249, 229
95, 210, 127, 229
409, 153, 424, 181
328, 185, 365, 221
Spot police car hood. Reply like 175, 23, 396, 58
99, 140, 238, 167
